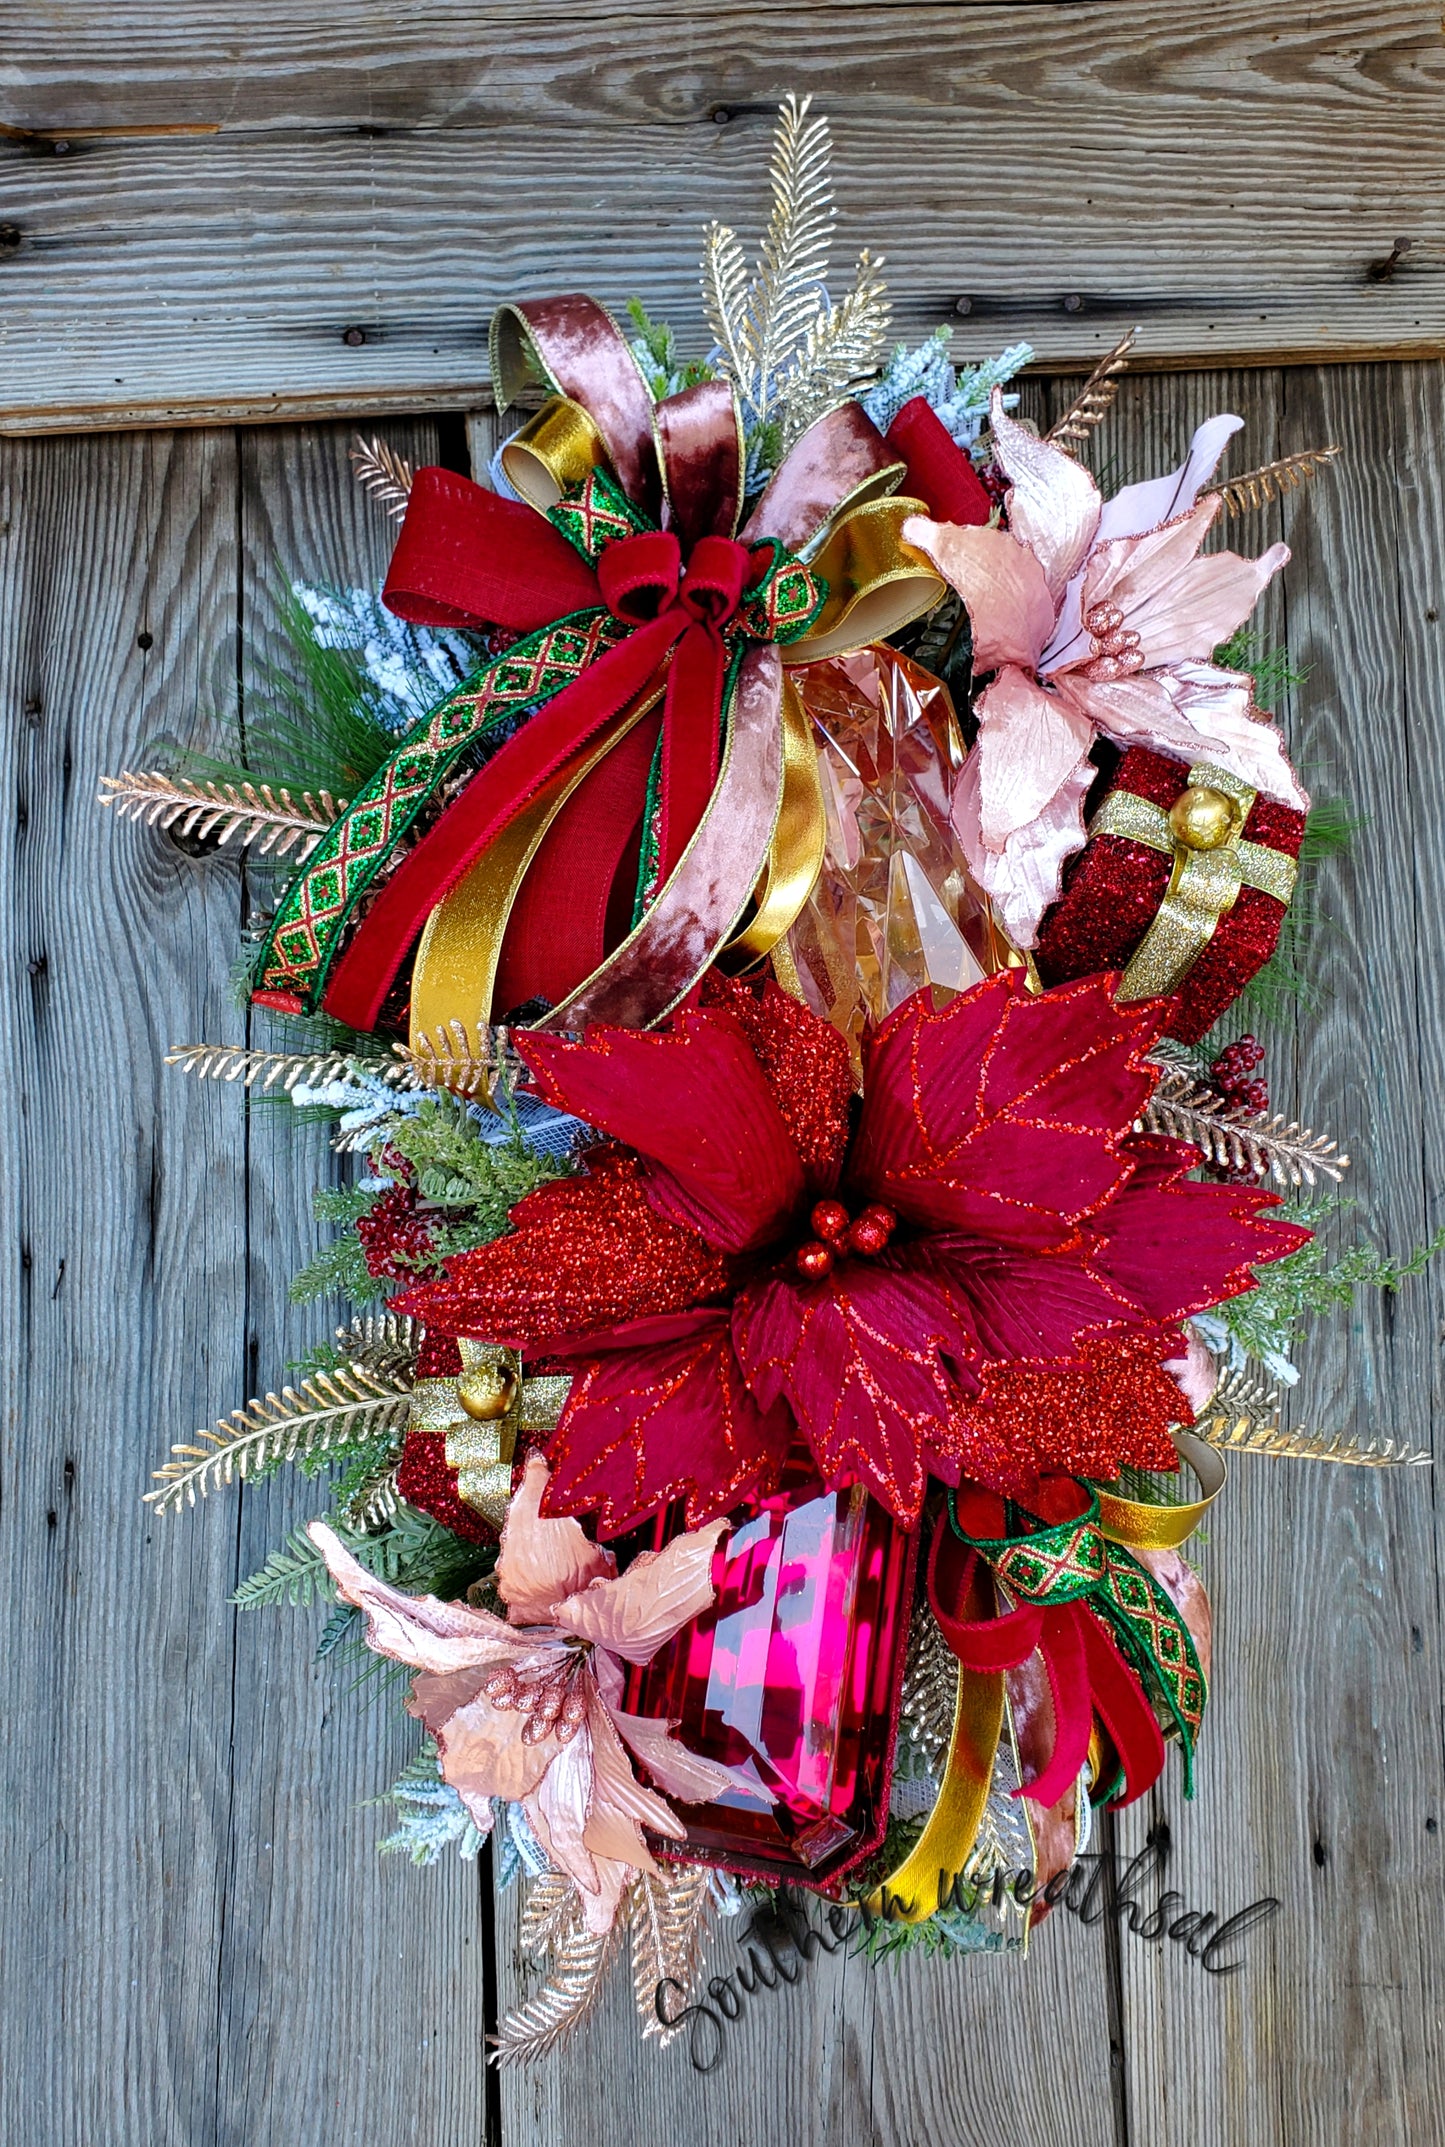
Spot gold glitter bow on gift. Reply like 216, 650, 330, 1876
1095, 761, 1299, 1004
408, 1342, 571, 1528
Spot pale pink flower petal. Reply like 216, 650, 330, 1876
416, 1676, 562, 1805
900, 515, 1057, 673
1041, 414, 1248, 670
524, 1729, 603, 1902
308, 1521, 515, 1675
496, 1450, 616, 1625
1164, 1323, 1220, 1416
1075, 664, 1308, 809
953, 742, 1096, 949
551, 1518, 726, 1664
1097, 413, 1244, 543
613, 1708, 771, 1806
971, 665, 1096, 853
1079, 501, 1289, 671
990, 395, 1102, 598
583, 1698, 683, 1848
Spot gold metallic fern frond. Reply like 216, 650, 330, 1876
99, 771, 344, 860
1212, 445, 1341, 517
702, 94, 835, 423
1199, 1414, 1431, 1468
334, 1312, 422, 1382
350, 434, 415, 521
777, 248, 892, 447
398, 1020, 512, 1102
1046, 328, 1139, 452
899, 1600, 958, 1767
165, 1042, 406, 1092
341, 1457, 403, 1532
494, 1878, 619, 2064
1197, 1367, 1430, 1467
630, 1865, 716, 2046
701, 220, 753, 405
144, 1364, 414, 1514
749, 93, 834, 415
1141, 1066, 1349, 1188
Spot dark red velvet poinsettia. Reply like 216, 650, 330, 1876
399, 972, 1309, 1533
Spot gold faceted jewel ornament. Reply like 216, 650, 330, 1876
1090, 760, 1299, 1005
409, 1342, 571, 1528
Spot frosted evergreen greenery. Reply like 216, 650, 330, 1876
859, 329, 1034, 452
292, 580, 483, 731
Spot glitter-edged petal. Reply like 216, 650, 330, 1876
900, 514, 1059, 674
495, 1450, 616, 1625
519, 1010, 805, 1254
540, 1309, 793, 1538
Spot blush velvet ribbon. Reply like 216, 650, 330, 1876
251, 293, 990, 1041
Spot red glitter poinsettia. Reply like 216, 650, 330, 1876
398, 972, 1309, 1532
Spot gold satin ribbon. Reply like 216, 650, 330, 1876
500, 397, 613, 511
861, 1662, 1005, 1925
1096, 1430, 1226, 1552
724, 673, 827, 964
408, 685, 666, 1054
788, 498, 944, 662
1091, 761, 1298, 1004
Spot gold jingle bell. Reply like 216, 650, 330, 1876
458, 1358, 520, 1422
1168, 784, 1237, 853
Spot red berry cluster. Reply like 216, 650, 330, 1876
794, 1198, 898, 1280
1210, 1034, 1269, 1116
357, 1185, 437, 1280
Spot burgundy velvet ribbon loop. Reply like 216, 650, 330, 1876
926, 1505, 1167, 1816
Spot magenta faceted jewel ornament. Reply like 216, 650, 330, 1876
625, 1473, 917, 1884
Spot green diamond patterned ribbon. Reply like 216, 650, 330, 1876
952, 1485, 1208, 1793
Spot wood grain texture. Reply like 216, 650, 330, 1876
1053, 364, 1445, 2145
3, 361, 1444, 2146
4, 4, 1445, 431
0, 417, 489, 2147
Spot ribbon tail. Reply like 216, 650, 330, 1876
724, 671, 826, 965
1077, 1606, 1167, 1807
927, 1516, 1043, 1671
657, 621, 726, 887
1020, 1603, 1094, 1809
531, 644, 787, 1033
321, 611, 683, 1031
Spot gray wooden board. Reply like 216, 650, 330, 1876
5, 5, 1445, 432
2, 370, 1444, 2145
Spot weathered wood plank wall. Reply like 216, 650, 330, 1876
4, 4, 1445, 429
1, 366, 1441, 2146
4, 3, 1445, 2140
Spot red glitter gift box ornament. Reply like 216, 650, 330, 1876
625, 1469, 916, 1886
1031, 746, 1306, 1042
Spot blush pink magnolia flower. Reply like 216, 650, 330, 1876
309, 1453, 754, 1934
903, 394, 1309, 948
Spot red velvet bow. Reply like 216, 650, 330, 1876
258, 285, 986, 1032
927, 1486, 1166, 1811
